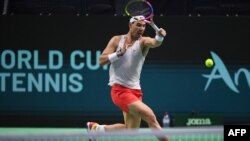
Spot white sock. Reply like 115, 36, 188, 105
97, 125, 106, 132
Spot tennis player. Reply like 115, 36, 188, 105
87, 15, 169, 141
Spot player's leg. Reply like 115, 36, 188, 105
123, 111, 141, 128
87, 111, 141, 132
104, 123, 126, 131
128, 101, 161, 129
90, 103, 142, 132
86, 121, 126, 141
128, 101, 169, 141
87, 121, 126, 132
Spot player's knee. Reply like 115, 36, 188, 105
145, 113, 157, 125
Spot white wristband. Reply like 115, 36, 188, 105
155, 35, 164, 42
108, 52, 119, 63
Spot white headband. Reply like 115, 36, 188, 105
129, 15, 146, 23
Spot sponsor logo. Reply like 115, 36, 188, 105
202, 51, 250, 93
186, 118, 211, 126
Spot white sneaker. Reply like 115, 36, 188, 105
87, 122, 99, 132
86, 122, 99, 141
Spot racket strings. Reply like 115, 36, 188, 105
126, 2, 152, 18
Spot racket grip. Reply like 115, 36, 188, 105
150, 23, 160, 32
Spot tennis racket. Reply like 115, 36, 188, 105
125, 0, 160, 32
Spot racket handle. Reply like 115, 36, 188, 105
150, 23, 160, 32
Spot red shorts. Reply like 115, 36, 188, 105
111, 84, 143, 113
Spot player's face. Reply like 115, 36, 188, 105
130, 21, 146, 38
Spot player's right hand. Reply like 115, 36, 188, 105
157, 28, 167, 37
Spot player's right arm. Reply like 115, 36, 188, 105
141, 28, 167, 48
99, 36, 125, 66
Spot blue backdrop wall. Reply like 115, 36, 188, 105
0, 15, 250, 126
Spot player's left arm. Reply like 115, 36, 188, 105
141, 28, 167, 48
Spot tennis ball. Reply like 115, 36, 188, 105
205, 58, 214, 68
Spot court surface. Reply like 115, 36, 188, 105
0, 127, 223, 141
